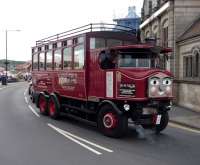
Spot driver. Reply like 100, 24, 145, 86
100, 49, 118, 69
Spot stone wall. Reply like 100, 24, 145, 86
174, 0, 200, 38
178, 83, 200, 112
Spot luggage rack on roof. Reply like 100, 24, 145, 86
36, 23, 136, 46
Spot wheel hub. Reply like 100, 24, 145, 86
103, 113, 117, 129
49, 100, 55, 116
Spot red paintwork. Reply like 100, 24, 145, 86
49, 98, 56, 116
32, 31, 173, 103
39, 95, 46, 113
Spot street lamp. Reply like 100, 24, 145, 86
5, 29, 21, 84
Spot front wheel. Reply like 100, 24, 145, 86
97, 104, 128, 138
155, 112, 169, 134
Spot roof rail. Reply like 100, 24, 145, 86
36, 23, 136, 46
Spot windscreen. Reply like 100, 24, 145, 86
118, 50, 157, 68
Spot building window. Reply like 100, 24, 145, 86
149, 1, 152, 15
54, 49, 62, 69
162, 27, 168, 47
184, 55, 197, 78
145, 31, 150, 38
74, 44, 84, 69
194, 51, 199, 77
63, 47, 72, 69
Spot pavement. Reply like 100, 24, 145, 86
169, 105, 200, 130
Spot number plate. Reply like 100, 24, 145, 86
156, 115, 162, 125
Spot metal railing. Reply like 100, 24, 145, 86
36, 23, 136, 46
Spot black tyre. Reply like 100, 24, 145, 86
97, 104, 128, 138
28, 86, 31, 95
155, 112, 169, 134
38, 93, 48, 115
30, 92, 35, 103
48, 94, 60, 119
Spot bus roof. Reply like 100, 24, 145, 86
35, 23, 137, 46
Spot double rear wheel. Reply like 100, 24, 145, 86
38, 93, 60, 119
38, 93, 48, 115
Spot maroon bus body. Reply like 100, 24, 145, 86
31, 24, 173, 138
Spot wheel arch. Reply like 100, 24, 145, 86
97, 100, 123, 115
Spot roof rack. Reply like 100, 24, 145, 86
36, 23, 136, 46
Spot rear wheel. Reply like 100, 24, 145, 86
38, 94, 48, 115
97, 104, 128, 138
48, 94, 60, 119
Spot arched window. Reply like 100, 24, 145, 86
162, 19, 168, 47
145, 31, 150, 38
193, 48, 200, 78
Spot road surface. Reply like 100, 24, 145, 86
0, 82, 199, 165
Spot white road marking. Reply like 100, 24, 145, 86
24, 97, 28, 104
56, 125, 113, 153
0, 83, 26, 91
28, 105, 40, 118
0, 87, 7, 90
48, 123, 102, 155
169, 122, 200, 134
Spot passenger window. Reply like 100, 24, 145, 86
46, 51, 53, 69
74, 45, 84, 69
39, 52, 45, 70
107, 39, 122, 47
90, 38, 105, 49
54, 49, 62, 69
33, 54, 38, 70
63, 47, 72, 69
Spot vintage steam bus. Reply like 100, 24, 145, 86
30, 23, 173, 138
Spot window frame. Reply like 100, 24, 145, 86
39, 51, 45, 70
53, 48, 62, 70
73, 43, 85, 70
32, 53, 39, 71
62, 46, 73, 70
46, 50, 53, 70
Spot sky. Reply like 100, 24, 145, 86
0, 0, 143, 61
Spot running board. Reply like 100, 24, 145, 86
61, 104, 96, 114
65, 113, 97, 127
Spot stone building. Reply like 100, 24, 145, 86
140, 0, 200, 112
176, 17, 200, 111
